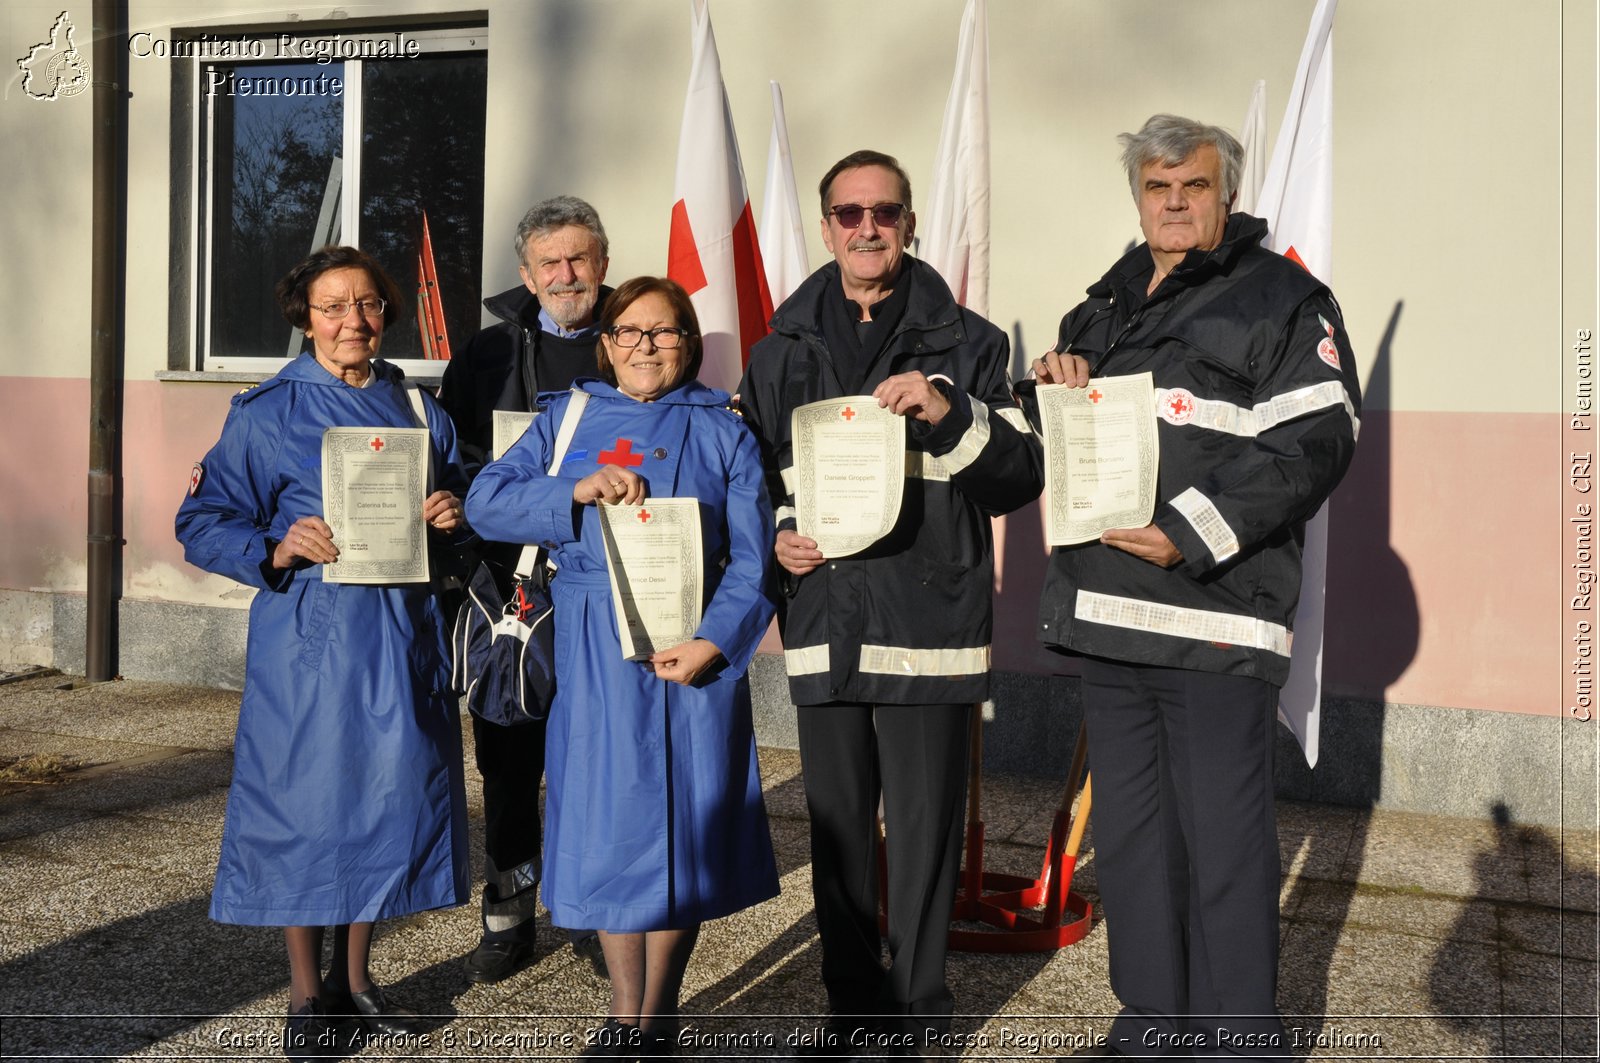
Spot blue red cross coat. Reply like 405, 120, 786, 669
175, 354, 470, 926
465, 378, 779, 931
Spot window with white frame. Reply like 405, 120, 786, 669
193, 25, 486, 376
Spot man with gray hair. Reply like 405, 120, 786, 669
438, 195, 611, 983
1022, 114, 1361, 1059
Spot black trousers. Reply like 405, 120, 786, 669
470, 712, 546, 937
796, 701, 970, 1032
1081, 657, 1287, 1061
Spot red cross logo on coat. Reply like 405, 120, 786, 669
369, 436, 385, 452
1160, 388, 1196, 426
599, 438, 645, 467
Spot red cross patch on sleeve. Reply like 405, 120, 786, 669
1317, 337, 1340, 369
188, 462, 205, 497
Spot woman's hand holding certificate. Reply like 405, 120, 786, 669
598, 499, 704, 661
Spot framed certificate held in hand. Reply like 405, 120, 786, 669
599, 498, 704, 661
1038, 372, 1160, 546
790, 396, 906, 558
321, 426, 430, 584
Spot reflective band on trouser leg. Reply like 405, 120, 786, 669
785, 644, 830, 676
858, 643, 991, 677
1075, 590, 1291, 658
483, 856, 540, 932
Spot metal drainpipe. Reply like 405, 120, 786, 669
86, 0, 127, 682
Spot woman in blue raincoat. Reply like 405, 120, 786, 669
176, 247, 469, 1052
466, 276, 778, 1056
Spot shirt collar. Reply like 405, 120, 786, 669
537, 306, 602, 340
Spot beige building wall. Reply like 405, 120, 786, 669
0, 0, 1589, 719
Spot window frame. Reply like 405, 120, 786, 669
185, 23, 487, 381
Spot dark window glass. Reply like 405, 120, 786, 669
203, 48, 486, 363
359, 52, 487, 361
207, 62, 344, 360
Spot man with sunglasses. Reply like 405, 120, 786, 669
738, 150, 1042, 1055
438, 195, 612, 985
1020, 115, 1361, 1060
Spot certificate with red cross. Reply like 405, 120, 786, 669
598, 498, 703, 660
320, 426, 430, 583
1037, 372, 1159, 546
790, 396, 906, 558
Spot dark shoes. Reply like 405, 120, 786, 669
283, 999, 344, 1060
571, 931, 609, 979
322, 983, 425, 1038
463, 932, 538, 984
639, 1024, 678, 1059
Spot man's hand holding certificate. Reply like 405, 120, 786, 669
790, 396, 906, 559
1037, 371, 1160, 547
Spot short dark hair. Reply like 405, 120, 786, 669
594, 276, 703, 388
817, 150, 913, 216
275, 245, 407, 331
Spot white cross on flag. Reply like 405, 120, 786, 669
1252, 0, 1339, 767
666, 0, 773, 391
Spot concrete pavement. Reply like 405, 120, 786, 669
0, 671, 1594, 1060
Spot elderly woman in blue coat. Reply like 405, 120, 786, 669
176, 246, 470, 1053
467, 276, 779, 1056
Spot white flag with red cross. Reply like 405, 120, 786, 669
1253, 0, 1338, 768
666, 0, 773, 392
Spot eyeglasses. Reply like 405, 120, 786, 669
609, 325, 690, 349
826, 202, 906, 229
308, 299, 387, 319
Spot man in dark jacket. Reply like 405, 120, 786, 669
438, 195, 611, 983
738, 151, 1042, 1051
1023, 115, 1361, 1060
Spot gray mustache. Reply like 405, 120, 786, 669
546, 282, 590, 296
849, 240, 889, 252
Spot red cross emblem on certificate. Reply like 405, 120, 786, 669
637, 508, 652, 523
1087, 389, 1104, 404
840, 406, 857, 421
599, 438, 644, 466
369, 436, 385, 451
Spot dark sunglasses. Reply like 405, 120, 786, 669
826, 202, 906, 229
